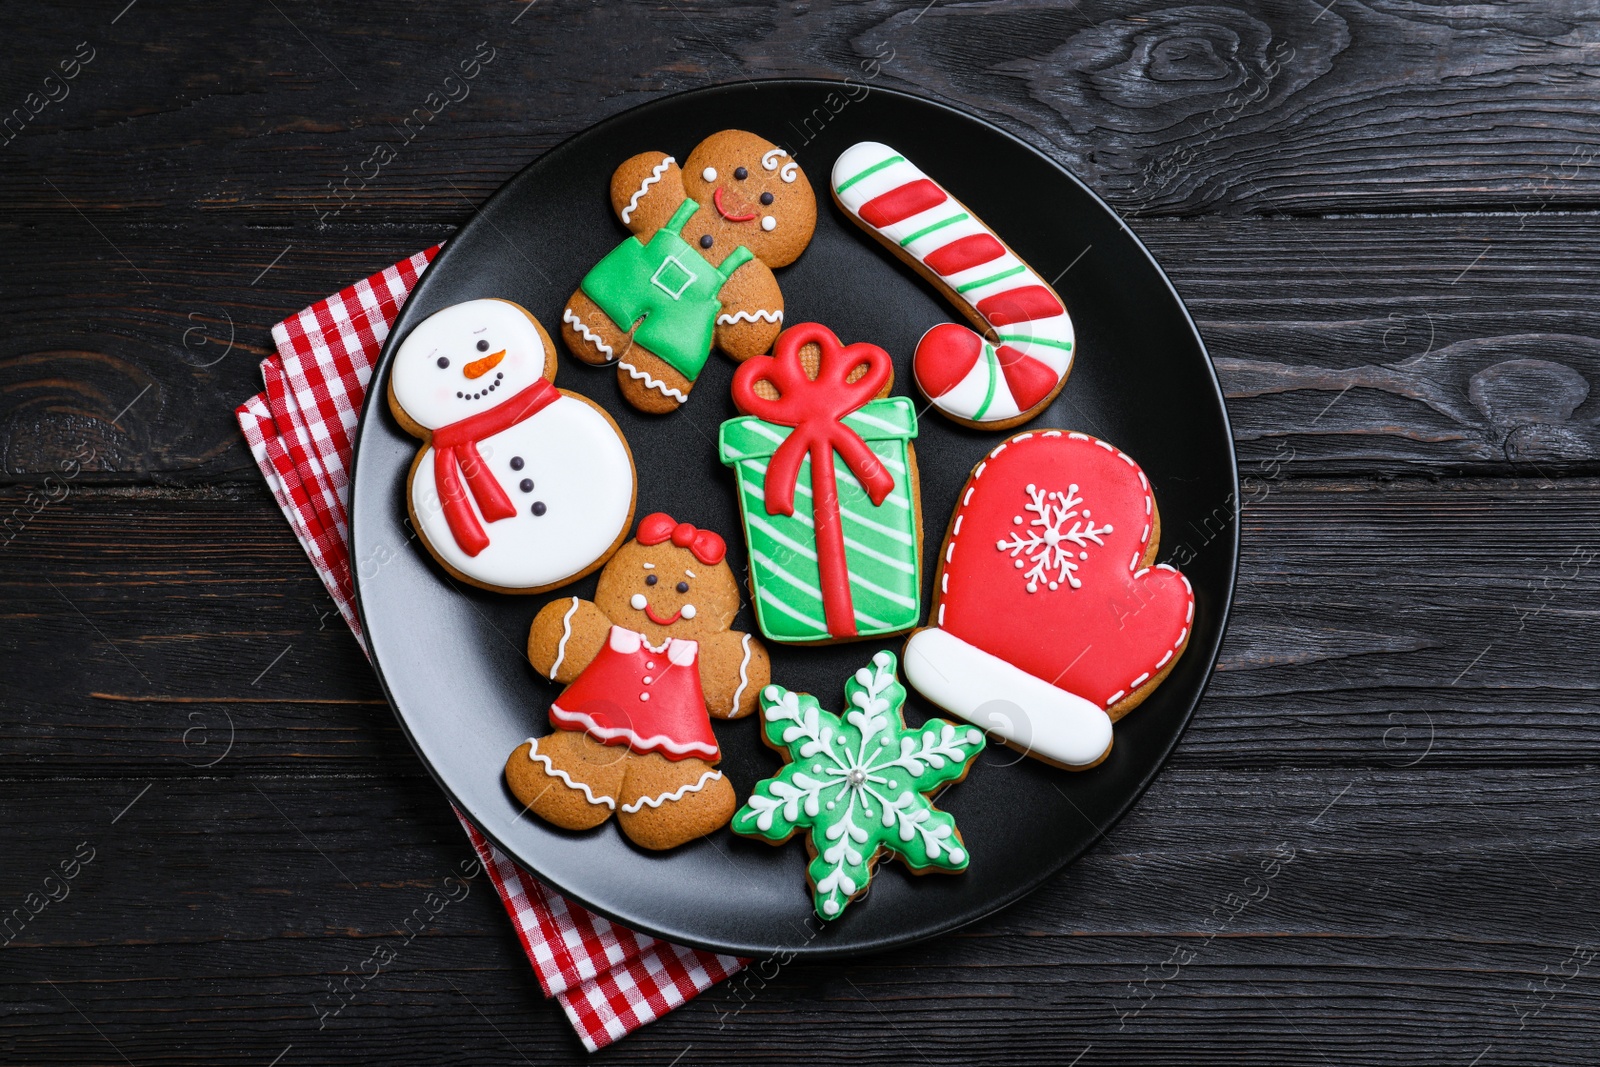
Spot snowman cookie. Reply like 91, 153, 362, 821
561, 130, 818, 413
732, 649, 985, 920
831, 141, 1075, 429
506, 512, 772, 851
388, 298, 637, 594
903, 431, 1194, 769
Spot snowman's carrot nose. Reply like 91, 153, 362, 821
463, 349, 505, 379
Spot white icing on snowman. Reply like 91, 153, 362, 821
394, 298, 635, 591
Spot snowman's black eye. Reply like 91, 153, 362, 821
645, 574, 657, 586
437, 356, 450, 369
760, 191, 774, 205
676, 581, 689, 594
734, 166, 748, 180
476, 339, 489, 352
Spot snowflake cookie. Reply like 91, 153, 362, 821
732, 649, 986, 920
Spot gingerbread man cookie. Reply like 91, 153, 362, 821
561, 130, 817, 413
506, 513, 772, 850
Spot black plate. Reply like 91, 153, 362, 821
350, 80, 1237, 959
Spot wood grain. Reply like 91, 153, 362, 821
3, 770, 1595, 1064
5, 482, 1598, 775
8, 215, 1600, 479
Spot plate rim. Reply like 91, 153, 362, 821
349, 76, 1240, 960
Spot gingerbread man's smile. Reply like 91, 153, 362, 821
712, 186, 757, 222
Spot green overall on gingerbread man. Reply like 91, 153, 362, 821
580, 199, 755, 384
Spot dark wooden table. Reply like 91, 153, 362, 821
6, 2, 1599, 1063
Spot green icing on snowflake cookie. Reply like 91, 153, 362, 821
732, 649, 986, 920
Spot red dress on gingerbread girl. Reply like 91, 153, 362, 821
505, 513, 771, 850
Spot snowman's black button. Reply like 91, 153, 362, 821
519, 479, 533, 493
531, 501, 547, 516
509, 456, 524, 470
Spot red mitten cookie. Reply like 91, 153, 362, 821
903, 431, 1193, 769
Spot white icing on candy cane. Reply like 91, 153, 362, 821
621, 156, 674, 225
831, 141, 1076, 425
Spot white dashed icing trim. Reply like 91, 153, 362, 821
621, 156, 674, 224
618, 358, 688, 403
947, 429, 1195, 711
620, 770, 724, 813
563, 307, 615, 362
525, 737, 616, 809
730, 633, 754, 713
716, 309, 783, 325
550, 596, 581, 678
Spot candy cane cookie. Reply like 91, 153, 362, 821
831, 142, 1076, 429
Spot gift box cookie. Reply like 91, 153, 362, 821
718, 323, 922, 645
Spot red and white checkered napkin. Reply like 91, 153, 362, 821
235, 249, 745, 1051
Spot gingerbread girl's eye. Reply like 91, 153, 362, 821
645, 574, 657, 586
676, 581, 690, 594
734, 166, 748, 180
760, 191, 774, 205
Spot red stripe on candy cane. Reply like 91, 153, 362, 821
995, 345, 1063, 410
859, 179, 946, 227
976, 285, 1064, 326
925, 233, 1006, 276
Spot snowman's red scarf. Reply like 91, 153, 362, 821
430, 379, 558, 556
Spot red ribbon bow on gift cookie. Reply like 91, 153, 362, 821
731, 322, 895, 637
636, 511, 727, 566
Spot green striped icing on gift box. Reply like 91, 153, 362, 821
719, 397, 922, 643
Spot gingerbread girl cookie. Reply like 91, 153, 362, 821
506, 513, 772, 850
561, 130, 817, 413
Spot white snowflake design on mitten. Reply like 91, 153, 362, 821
995, 482, 1113, 593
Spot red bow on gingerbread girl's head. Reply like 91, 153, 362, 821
636, 512, 726, 566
